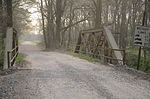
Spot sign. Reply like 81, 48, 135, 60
134, 26, 150, 47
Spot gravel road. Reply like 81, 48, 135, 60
0, 42, 150, 99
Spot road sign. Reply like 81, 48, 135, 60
134, 26, 150, 47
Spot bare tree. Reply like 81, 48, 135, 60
0, 0, 3, 53
39, 0, 47, 48
92, 0, 102, 28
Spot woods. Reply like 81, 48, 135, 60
38, 0, 150, 49
39, 0, 90, 49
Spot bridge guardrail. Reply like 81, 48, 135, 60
75, 45, 126, 65
7, 46, 18, 67
7, 28, 18, 67
74, 28, 126, 65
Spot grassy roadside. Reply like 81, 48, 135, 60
0, 66, 3, 71
68, 52, 101, 62
16, 53, 26, 64
126, 47, 150, 73
0, 53, 26, 71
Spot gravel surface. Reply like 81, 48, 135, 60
0, 42, 150, 99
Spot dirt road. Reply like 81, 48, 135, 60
0, 42, 150, 99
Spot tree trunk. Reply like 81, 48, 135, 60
0, 0, 4, 59
148, 0, 150, 22
119, 0, 127, 49
143, 0, 149, 71
40, 0, 47, 49
55, 0, 62, 48
6, 0, 13, 27
95, 0, 102, 28
0, 0, 3, 41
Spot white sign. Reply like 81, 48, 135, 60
134, 26, 150, 47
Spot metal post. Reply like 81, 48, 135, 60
137, 47, 142, 70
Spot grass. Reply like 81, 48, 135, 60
69, 51, 150, 73
0, 66, 3, 71
126, 47, 150, 73
16, 53, 26, 64
0, 53, 25, 71
69, 52, 101, 62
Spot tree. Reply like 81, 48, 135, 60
92, 0, 102, 28
6, 0, 13, 27
39, 0, 47, 48
119, 0, 128, 49
13, 0, 35, 36
38, 0, 89, 49
0, 0, 4, 66
149, 0, 150, 22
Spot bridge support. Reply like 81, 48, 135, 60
3, 27, 13, 69
74, 27, 125, 65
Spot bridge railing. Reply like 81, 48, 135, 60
7, 29, 19, 67
75, 45, 126, 65
7, 46, 18, 67
74, 28, 126, 65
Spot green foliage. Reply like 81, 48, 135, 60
13, 0, 36, 36
126, 48, 150, 73
145, 58, 150, 73
69, 52, 101, 62
16, 53, 26, 64
0, 66, 2, 71
67, 43, 76, 51
126, 54, 138, 68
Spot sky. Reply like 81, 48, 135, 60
28, 7, 39, 26
28, 6, 41, 34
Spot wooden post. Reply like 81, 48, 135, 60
123, 50, 126, 65
75, 32, 82, 53
104, 40, 109, 63
110, 49, 113, 64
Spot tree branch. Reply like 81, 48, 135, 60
61, 18, 88, 32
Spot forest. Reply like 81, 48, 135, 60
0, 0, 150, 72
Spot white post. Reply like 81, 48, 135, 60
104, 26, 123, 65
3, 27, 13, 69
